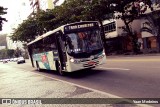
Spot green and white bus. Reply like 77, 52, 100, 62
27, 21, 106, 75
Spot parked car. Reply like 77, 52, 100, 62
10, 58, 14, 62
17, 57, 25, 64
13, 58, 18, 62
3, 59, 8, 63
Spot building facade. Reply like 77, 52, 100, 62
103, 18, 142, 54
141, 13, 160, 53
140, 2, 160, 53
28, 0, 63, 13
0, 34, 7, 50
103, 1, 160, 54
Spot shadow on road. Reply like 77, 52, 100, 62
64, 69, 105, 79
34, 68, 108, 79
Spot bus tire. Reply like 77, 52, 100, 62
36, 61, 41, 72
56, 61, 64, 76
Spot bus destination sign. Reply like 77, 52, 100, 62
69, 23, 94, 30
64, 22, 99, 32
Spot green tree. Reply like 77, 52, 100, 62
81, 0, 113, 54
58, 0, 87, 23
145, 10, 160, 52
0, 6, 7, 31
14, 47, 22, 57
0, 49, 14, 59
11, 9, 56, 43
7, 49, 14, 58
34, 9, 56, 33
0, 49, 7, 59
22, 43, 29, 59
110, 0, 153, 53
11, 0, 154, 55
11, 17, 38, 42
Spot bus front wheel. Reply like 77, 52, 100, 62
56, 61, 64, 76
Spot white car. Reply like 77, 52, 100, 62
13, 58, 18, 62
17, 57, 25, 64
3, 59, 8, 63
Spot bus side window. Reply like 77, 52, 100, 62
37, 40, 44, 53
32, 43, 38, 54
43, 34, 57, 52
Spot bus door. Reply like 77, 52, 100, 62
55, 31, 67, 70
28, 44, 34, 67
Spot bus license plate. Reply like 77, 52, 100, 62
88, 61, 96, 65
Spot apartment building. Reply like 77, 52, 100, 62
140, 3, 160, 53
0, 34, 7, 50
103, 1, 160, 54
103, 18, 142, 54
28, 0, 64, 13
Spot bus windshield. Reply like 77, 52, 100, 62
66, 30, 103, 57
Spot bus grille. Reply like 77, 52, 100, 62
83, 61, 99, 67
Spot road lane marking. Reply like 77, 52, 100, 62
98, 67, 130, 71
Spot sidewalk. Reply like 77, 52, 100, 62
0, 64, 152, 107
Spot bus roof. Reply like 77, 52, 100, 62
27, 25, 65, 46
27, 21, 99, 46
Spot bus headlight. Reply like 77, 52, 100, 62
70, 58, 80, 64
102, 52, 105, 55
70, 58, 74, 62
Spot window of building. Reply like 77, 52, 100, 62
104, 22, 116, 33
146, 36, 157, 49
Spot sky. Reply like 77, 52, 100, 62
0, 0, 31, 34
0, 0, 64, 35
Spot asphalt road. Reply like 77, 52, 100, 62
3, 55, 160, 98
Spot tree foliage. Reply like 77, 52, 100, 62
11, 0, 90, 43
0, 6, 7, 31
0, 49, 14, 59
11, 0, 153, 54
11, 17, 38, 42
11, 10, 56, 42
111, 0, 153, 53
11, 0, 114, 43
145, 10, 160, 52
